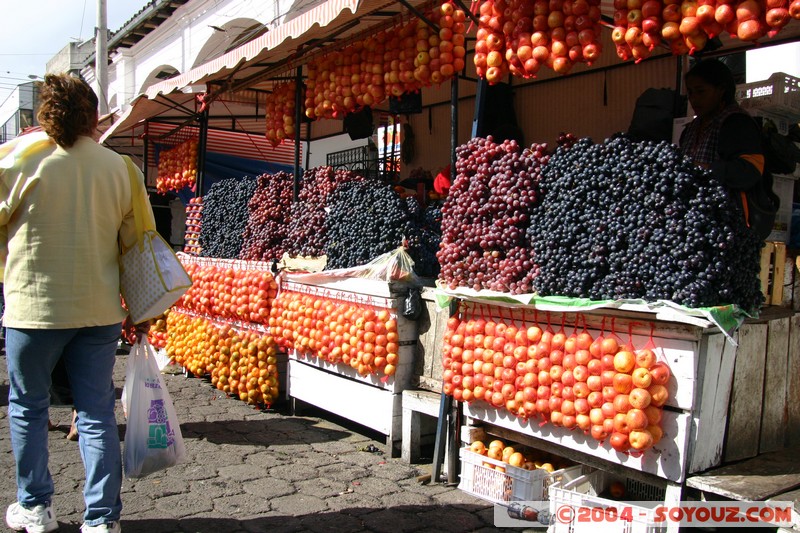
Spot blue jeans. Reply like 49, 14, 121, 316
6, 324, 123, 525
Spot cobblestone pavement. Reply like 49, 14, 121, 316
0, 347, 532, 533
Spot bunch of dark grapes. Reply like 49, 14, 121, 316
403, 197, 441, 278
325, 181, 410, 269
424, 200, 444, 234
199, 177, 257, 259
437, 136, 548, 294
239, 171, 294, 261
528, 135, 763, 311
283, 166, 364, 257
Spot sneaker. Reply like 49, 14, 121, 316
80, 522, 120, 533
5, 502, 58, 533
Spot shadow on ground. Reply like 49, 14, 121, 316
49, 503, 517, 533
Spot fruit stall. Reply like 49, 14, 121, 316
93, 0, 800, 526
273, 273, 419, 451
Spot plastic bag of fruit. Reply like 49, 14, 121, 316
327, 246, 420, 283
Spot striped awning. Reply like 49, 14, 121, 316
146, 122, 300, 166
101, 0, 429, 144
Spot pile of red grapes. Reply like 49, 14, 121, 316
437, 137, 549, 294
239, 172, 294, 262
199, 177, 257, 259
284, 166, 364, 257
528, 135, 764, 311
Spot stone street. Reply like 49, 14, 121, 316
0, 347, 529, 532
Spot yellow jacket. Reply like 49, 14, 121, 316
0, 132, 154, 328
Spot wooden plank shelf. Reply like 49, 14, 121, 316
687, 446, 800, 502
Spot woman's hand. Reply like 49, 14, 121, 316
121, 315, 152, 344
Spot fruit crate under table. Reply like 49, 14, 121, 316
458, 447, 583, 505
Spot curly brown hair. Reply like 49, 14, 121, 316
36, 74, 99, 148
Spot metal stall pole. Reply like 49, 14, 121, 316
196, 108, 210, 196
432, 295, 459, 483
293, 66, 304, 202
471, 78, 488, 138
143, 134, 150, 185
446, 72, 460, 485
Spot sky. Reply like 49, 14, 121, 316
0, 0, 147, 103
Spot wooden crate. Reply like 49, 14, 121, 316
761, 242, 788, 306
287, 358, 402, 452
412, 287, 450, 392
724, 310, 800, 462
459, 304, 737, 483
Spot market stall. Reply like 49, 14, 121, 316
93, 0, 800, 528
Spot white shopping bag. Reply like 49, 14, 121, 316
122, 338, 186, 478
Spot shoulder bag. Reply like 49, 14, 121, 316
119, 156, 192, 324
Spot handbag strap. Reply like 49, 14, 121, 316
122, 156, 154, 249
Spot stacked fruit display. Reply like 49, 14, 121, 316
177, 262, 278, 325
265, 81, 297, 147
166, 312, 280, 406
199, 176, 257, 259
475, 0, 604, 79
528, 136, 763, 310
324, 180, 415, 269
442, 312, 670, 453
613, 0, 800, 60
183, 197, 203, 256
437, 137, 549, 294
269, 290, 400, 378
156, 139, 198, 193
284, 166, 365, 258
147, 311, 170, 350
239, 171, 294, 262
303, 2, 467, 121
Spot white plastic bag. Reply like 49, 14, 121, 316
122, 338, 186, 478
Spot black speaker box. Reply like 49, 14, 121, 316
389, 91, 422, 114
344, 106, 374, 140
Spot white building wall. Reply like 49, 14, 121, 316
102, 0, 287, 113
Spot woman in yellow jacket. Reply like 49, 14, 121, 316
0, 74, 154, 533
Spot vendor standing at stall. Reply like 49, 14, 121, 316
679, 58, 779, 242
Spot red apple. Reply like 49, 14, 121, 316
629, 429, 654, 450
632, 367, 653, 388
613, 373, 634, 394
574, 398, 590, 414
625, 408, 649, 430
649, 362, 671, 385
576, 413, 592, 431
629, 388, 652, 409
636, 348, 656, 368
647, 424, 664, 444
613, 412, 632, 434
610, 431, 630, 452
614, 351, 636, 373
591, 424, 609, 441
602, 386, 618, 403
644, 405, 662, 425
587, 391, 604, 408
613, 393, 632, 413
648, 384, 669, 407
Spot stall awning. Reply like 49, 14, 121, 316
101, 0, 431, 144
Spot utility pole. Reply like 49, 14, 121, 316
96, 0, 108, 114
